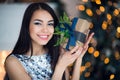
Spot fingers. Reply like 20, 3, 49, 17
85, 32, 94, 45
86, 29, 90, 39
69, 46, 79, 54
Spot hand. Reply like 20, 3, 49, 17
57, 45, 83, 70
77, 32, 94, 61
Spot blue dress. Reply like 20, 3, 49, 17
11, 53, 52, 80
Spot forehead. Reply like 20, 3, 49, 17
31, 9, 53, 20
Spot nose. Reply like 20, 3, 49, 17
41, 25, 48, 33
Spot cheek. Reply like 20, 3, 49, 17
29, 26, 37, 37
49, 27, 54, 33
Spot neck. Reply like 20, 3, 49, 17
27, 43, 47, 56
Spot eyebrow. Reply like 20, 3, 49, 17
34, 19, 54, 22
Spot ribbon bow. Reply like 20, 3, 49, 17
54, 17, 79, 50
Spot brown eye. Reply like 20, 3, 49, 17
34, 22, 41, 25
48, 23, 54, 26
33, 21, 41, 25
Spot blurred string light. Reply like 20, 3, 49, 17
110, 74, 115, 80
113, 9, 119, 16
104, 57, 110, 64
88, 46, 94, 54
116, 32, 120, 38
99, 6, 105, 12
85, 62, 91, 68
78, 4, 85, 11
102, 21, 107, 30
93, 50, 100, 58
86, 9, 93, 16
95, 0, 101, 5
107, 13, 112, 20
114, 51, 120, 60
80, 66, 86, 73
116, 27, 120, 38
117, 27, 120, 33
84, 71, 90, 77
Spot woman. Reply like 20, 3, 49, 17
4, 2, 94, 80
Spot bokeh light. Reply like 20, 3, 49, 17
109, 74, 115, 80
104, 57, 110, 64
113, 9, 119, 16
86, 9, 93, 16
117, 27, 120, 33
88, 47, 94, 54
95, 0, 101, 5
102, 21, 107, 30
93, 50, 100, 58
99, 6, 105, 12
78, 5, 85, 11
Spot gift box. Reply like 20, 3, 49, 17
54, 13, 91, 50
60, 18, 91, 50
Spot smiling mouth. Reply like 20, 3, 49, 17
37, 35, 49, 40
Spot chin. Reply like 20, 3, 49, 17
40, 41, 49, 45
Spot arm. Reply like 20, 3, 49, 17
4, 56, 31, 80
52, 46, 81, 80
71, 32, 94, 80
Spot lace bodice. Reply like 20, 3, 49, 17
11, 53, 52, 80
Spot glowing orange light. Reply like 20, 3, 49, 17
104, 57, 110, 64
93, 51, 100, 58
117, 27, 120, 33
80, 66, 86, 72
85, 62, 91, 68
107, 13, 112, 20
115, 51, 120, 60
113, 9, 119, 16
110, 74, 115, 79
102, 21, 107, 30
88, 47, 94, 54
78, 5, 85, 11
86, 9, 93, 16
95, 0, 101, 4
116, 32, 120, 38
99, 6, 105, 12
84, 72, 90, 77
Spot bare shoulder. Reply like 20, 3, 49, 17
5, 55, 20, 68
5, 55, 31, 80
4, 55, 26, 74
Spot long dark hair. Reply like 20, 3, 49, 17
7, 2, 65, 80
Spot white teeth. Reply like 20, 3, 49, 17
39, 35, 48, 38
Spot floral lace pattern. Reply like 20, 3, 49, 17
12, 53, 52, 80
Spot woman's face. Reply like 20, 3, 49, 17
29, 9, 54, 46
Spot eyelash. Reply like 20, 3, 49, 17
48, 23, 54, 26
34, 22, 41, 25
33, 22, 54, 26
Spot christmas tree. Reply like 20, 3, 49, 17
78, 0, 120, 80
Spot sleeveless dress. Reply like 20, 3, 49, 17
11, 53, 53, 80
